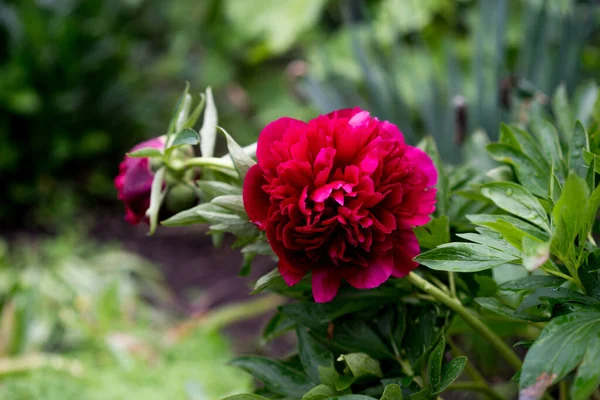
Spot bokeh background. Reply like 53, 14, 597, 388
0, 0, 599, 398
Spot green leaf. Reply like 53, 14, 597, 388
517, 287, 596, 317
551, 173, 589, 267
408, 388, 431, 400
197, 181, 242, 197
211, 195, 246, 215
223, 395, 270, 400
298, 327, 334, 384
418, 136, 448, 216
127, 147, 162, 158
169, 128, 199, 148
467, 214, 550, 249
326, 396, 377, 400
427, 336, 445, 389
571, 339, 600, 400
531, 120, 566, 180
218, 126, 256, 180
475, 297, 543, 322
146, 167, 166, 235
522, 236, 550, 272
480, 182, 550, 231
574, 82, 599, 125
455, 230, 520, 258
413, 217, 450, 250
434, 357, 467, 394
262, 312, 295, 344
499, 276, 564, 294
583, 149, 600, 174
380, 384, 403, 400
230, 357, 312, 398
182, 93, 206, 130
552, 84, 574, 139
200, 87, 217, 158
415, 243, 519, 272
303, 384, 337, 400
167, 83, 190, 138
569, 121, 590, 177
580, 250, 600, 301
403, 309, 440, 366
520, 309, 600, 399
499, 124, 548, 171
332, 320, 395, 359
161, 203, 224, 227
253, 269, 286, 293
487, 143, 548, 197
338, 353, 383, 378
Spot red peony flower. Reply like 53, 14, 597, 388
114, 137, 165, 225
243, 108, 437, 302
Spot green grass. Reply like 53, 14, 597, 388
0, 329, 252, 400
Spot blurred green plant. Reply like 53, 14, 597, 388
301, 0, 600, 163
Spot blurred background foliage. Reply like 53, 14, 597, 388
1, 0, 599, 227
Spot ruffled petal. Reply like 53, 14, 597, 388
312, 267, 341, 303
243, 164, 270, 228
404, 146, 438, 186
344, 254, 394, 289
257, 117, 305, 173
392, 229, 420, 278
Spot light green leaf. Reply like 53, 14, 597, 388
415, 243, 519, 272
456, 229, 520, 258
569, 121, 589, 177
303, 384, 336, 400
500, 124, 548, 171
531, 120, 566, 180
253, 269, 285, 293
337, 353, 382, 378
127, 147, 162, 158
467, 214, 550, 248
197, 181, 242, 197
552, 84, 574, 139
161, 203, 224, 227
211, 195, 246, 215
146, 167, 166, 235
182, 93, 206, 130
200, 87, 217, 158
480, 182, 550, 231
520, 309, 600, 399
170, 128, 199, 148
380, 384, 403, 400
574, 81, 599, 125
218, 126, 256, 180
522, 236, 550, 272
223, 395, 271, 400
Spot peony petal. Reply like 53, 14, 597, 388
344, 255, 394, 289
312, 267, 341, 303
392, 229, 420, 278
325, 107, 362, 120
243, 164, 270, 228
267, 228, 309, 286
404, 146, 438, 186
257, 117, 306, 173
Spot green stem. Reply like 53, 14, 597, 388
448, 272, 457, 299
446, 337, 486, 385
559, 380, 567, 400
407, 272, 522, 371
0, 354, 84, 377
177, 157, 239, 178
446, 382, 505, 400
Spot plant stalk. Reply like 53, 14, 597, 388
446, 382, 505, 400
407, 272, 522, 371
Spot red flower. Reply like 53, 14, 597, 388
114, 137, 165, 225
243, 108, 437, 302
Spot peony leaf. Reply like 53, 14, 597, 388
229, 357, 312, 398
520, 309, 600, 400
414, 242, 519, 272
182, 93, 206, 130
197, 180, 242, 197
569, 121, 589, 178
337, 353, 383, 379
427, 336, 445, 390
302, 384, 336, 400
169, 128, 199, 148
211, 195, 246, 215
434, 357, 467, 394
223, 395, 271, 400
146, 167, 166, 235
480, 182, 550, 232
297, 327, 334, 384
217, 126, 256, 180
380, 384, 402, 400
126, 147, 162, 158
552, 84, 574, 140
200, 87, 218, 158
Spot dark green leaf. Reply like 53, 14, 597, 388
481, 182, 550, 231
380, 384, 403, 400
218, 126, 256, 180
223, 395, 270, 400
414, 217, 450, 250
338, 353, 383, 378
408, 388, 432, 400
230, 356, 312, 398
127, 147, 162, 158
415, 243, 518, 272
475, 297, 545, 322
404, 309, 440, 366
298, 327, 335, 384
571, 339, 600, 400
326, 396, 377, 400
487, 143, 548, 197
499, 276, 564, 294
333, 320, 395, 359
427, 336, 445, 389
531, 120, 566, 180
517, 287, 596, 316
262, 313, 295, 344
434, 357, 467, 394
580, 250, 600, 301
520, 309, 600, 399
